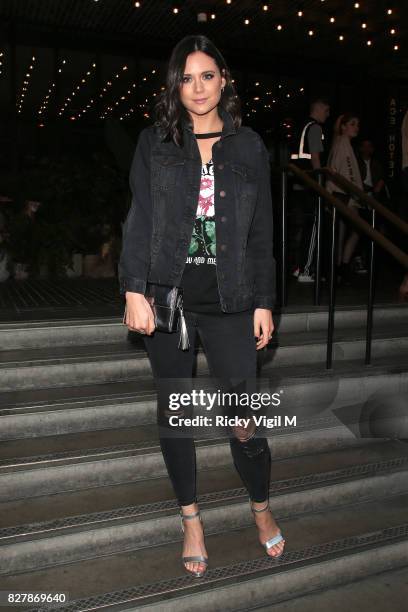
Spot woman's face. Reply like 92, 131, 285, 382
342, 118, 360, 139
179, 51, 226, 118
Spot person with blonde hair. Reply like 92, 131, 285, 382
326, 113, 365, 283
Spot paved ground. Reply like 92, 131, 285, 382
0, 253, 404, 323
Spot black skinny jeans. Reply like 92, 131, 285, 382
143, 310, 271, 506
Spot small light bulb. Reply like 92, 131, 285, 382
339, 34, 344, 41
244, 18, 250, 25
394, 44, 399, 50
277, 24, 283, 30
362, 22, 367, 29
387, 8, 393, 15
298, 10, 303, 17
308, 29, 314, 36
367, 39, 372, 46
330, 16, 335, 23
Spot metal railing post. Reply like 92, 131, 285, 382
314, 172, 323, 305
281, 168, 288, 307
327, 206, 337, 369
365, 207, 376, 365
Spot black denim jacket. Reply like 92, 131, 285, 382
118, 105, 276, 311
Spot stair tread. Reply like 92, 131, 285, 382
0, 440, 407, 534
252, 565, 408, 612
2, 492, 407, 607
1, 324, 407, 368
0, 400, 392, 469
0, 424, 159, 463
0, 377, 157, 412
0, 303, 405, 330
1, 352, 407, 416
0, 413, 347, 469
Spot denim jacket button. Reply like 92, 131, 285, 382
221, 216, 227, 222
219, 190, 226, 198
218, 163, 224, 170
220, 244, 227, 251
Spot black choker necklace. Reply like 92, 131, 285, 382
194, 131, 223, 139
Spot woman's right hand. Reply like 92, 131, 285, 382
124, 292, 155, 335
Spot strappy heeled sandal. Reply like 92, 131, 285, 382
250, 500, 285, 558
179, 509, 208, 578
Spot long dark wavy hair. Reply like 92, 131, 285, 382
153, 35, 241, 146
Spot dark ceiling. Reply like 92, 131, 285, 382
0, 1, 407, 132
1, 0, 407, 79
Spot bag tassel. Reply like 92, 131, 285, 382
177, 302, 190, 350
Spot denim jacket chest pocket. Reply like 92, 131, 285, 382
230, 162, 258, 234
152, 154, 186, 190
231, 162, 258, 198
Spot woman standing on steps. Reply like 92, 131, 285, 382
119, 35, 285, 578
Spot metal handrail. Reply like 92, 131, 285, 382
324, 168, 408, 235
287, 164, 408, 268
281, 163, 408, 369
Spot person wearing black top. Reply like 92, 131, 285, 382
119, 35, 283, 578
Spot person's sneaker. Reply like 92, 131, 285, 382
297, 272, 314, 283
292, 266, 300, 278
353, 256, 368, 274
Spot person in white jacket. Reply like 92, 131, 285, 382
326, 113, 364, 283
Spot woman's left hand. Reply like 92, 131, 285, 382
254, 308, 274, 350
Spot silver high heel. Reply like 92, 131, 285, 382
250, 500, 285, 558
179, 509, 208, 577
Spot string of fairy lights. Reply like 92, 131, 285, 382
8, 1, 403, 123
99, 69, 157, 121
17, 56, 36, 114
38, 59, 68, 118
122, 0, 402, 51
58, 62, 97, 116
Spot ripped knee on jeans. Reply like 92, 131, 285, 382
231, 423, 256, 443
232, 430, 269, 458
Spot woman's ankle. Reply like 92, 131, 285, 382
251, 499, 269, 511
180, 501, 198, 513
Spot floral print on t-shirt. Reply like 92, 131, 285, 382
186, 159, 216, 264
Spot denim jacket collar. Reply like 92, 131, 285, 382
182, 105, 236, 140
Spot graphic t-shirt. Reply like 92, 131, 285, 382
180, 159, 222, 313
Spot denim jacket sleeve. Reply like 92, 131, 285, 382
118, 128, 152, 295
247, 135, 277, 310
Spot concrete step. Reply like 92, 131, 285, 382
0, 440, 399, 532
250, 565, 408, 612
1, 440, 407, 575
0, 359, 407, 440
0, 414, 383, 502
0, 304, 406, 350
1, 324, 408, 391
4, 492, 408, 611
